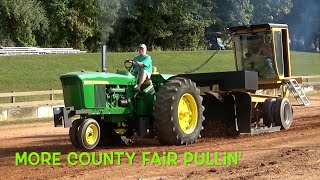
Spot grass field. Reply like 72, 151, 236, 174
0, 50, 319, 94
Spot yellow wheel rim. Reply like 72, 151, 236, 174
85, 124, 99, 145
178, 93, 198, 134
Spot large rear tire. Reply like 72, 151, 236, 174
77, 118, 100, 150
274, 98, 293, 130
153, 77, 205, 145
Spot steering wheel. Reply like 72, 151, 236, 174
124, 60, 134, 72
124, 60, 142, 74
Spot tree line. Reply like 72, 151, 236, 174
0, 0, 318, 52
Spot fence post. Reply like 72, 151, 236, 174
50, 89, 54, 100
11, 91, 15, 103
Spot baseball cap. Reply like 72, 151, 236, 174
138, 44, 147, 49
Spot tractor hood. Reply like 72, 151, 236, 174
60, 71, 136, 85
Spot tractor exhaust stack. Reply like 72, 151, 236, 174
101, 43, 107, 72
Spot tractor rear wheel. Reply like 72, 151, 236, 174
77, 118, 100, 150
153, 77, 205, 145
69, 119, 83, 149
274, 98, 293, 130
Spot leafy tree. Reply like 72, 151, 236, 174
39, 0, 100, 49
214, 0, 254, 27
0, 0, 301, 51
251, 0, 293, 23
109, 0, 215, 50
0, 0, 48, 46
163, 0, 215, 50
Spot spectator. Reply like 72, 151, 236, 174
315, 38, 320, 53
310, 42, 316, 52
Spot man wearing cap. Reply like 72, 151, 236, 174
126, 44, 152, 91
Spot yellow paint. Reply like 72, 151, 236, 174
251, 94, 278, 103
85, 124, 99, 145
178, 93, 198, 134
114, 122, 128, 135
83, 81, 109, 85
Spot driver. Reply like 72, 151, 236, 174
125, 44, 152, 91
244, 43, 275, 78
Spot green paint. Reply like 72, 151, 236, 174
83, 84, 95, 108
62, 71, 136, 85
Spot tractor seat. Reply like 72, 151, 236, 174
140, 67, 158, 94
143, 66, 159, 85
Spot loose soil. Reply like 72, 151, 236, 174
1, 96, 320, 180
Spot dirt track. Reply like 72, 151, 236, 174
1, 96, 320, 180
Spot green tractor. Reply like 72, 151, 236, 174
54, 24, 309, 150
54, 45, 205, 150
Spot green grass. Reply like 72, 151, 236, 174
0, 50, 319, 94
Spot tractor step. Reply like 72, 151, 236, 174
285, 79, 311, 106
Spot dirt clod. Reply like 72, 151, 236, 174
208, 168, 217, 173
269, 161, 277, 165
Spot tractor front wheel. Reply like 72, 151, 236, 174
77, 118, 100, 150
153, 77, 205, 145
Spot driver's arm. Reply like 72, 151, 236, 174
134, 61, 144, 66
126, 59, 144, 66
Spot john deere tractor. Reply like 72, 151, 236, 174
54, 23, 309, 150
53, 44, 205, 150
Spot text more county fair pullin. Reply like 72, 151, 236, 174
15, 151, 243, 166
